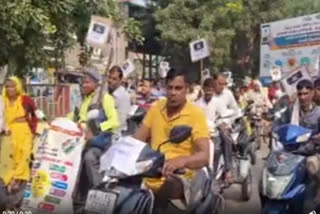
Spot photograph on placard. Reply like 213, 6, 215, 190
92, 23, 106, 34
194, 41, 204, 51
86, 16, 112, 47
189, 38, 210, 62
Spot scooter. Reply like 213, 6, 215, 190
125, 105, 147, 136
83, 125, 222, 214
259, 123, 316, 214
213, 103, 256, 201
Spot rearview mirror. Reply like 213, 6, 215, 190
169, 125, 192, 144
157, 125, 192, 151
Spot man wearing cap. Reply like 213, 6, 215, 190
69, 67, 119, 194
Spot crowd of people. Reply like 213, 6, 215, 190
2, 65, 320, 212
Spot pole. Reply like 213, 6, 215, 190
200, 59, 204, 83
142, 52, 146, 79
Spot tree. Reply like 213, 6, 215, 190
0, 0, 58, 76
153, 0, 320, 78
0, 0, 143, 76
154, 0, 243, 72
230, 0, 288, 77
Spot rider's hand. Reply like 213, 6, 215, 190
162, 157, 188, 178
85, 128, 94, 141
218, 123, 229, 132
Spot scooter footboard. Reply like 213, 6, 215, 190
262, 200, 287, 214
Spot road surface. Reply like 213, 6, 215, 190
223, 143, 268, 214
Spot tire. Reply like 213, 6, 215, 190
257, 136, 262, 150
211, 192, 224, 214
249, 145, 257, 165
241, 169, 252, 201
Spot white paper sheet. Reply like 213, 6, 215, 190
100, 136, 147, 176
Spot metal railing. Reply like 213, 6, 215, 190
0, 84, 80, 120
26, 84, 73, 119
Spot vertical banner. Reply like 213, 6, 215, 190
22, 118, 85, 214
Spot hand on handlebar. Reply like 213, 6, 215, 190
312, 134, 320, 144
218, 123, 229, 132
162, 157, 188, 178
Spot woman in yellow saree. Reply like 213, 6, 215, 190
0, 76, 37, 193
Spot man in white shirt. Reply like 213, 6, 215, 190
195, 78, 216, 131
107, 66, 131, 137
212, 73, 241, 184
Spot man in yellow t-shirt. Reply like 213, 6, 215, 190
133, 68, 211, 211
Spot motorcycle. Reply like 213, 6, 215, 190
259, 123, 316, 214
213, 103, 256, 201
83, 125, 222, 214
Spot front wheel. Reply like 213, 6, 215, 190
241, 170, 252, 201
256, 135, 263, 151
249, 144, 257, 165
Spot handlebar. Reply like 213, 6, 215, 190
156, 167, 186, 175
174, 168, 186, 175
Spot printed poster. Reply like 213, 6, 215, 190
22, 118, 85, 214
260, 13, 320, 78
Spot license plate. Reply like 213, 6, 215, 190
85, 190, 118, 214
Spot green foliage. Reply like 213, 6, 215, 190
73, 0, 144, 47
154, 0, 243, 69
153, 0, 320, 77
0, 0, 143, 76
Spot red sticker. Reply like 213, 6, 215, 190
38, 202, 55, 212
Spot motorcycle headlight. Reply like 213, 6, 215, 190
262, 169, 294, 199
296, 133, 311, 143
